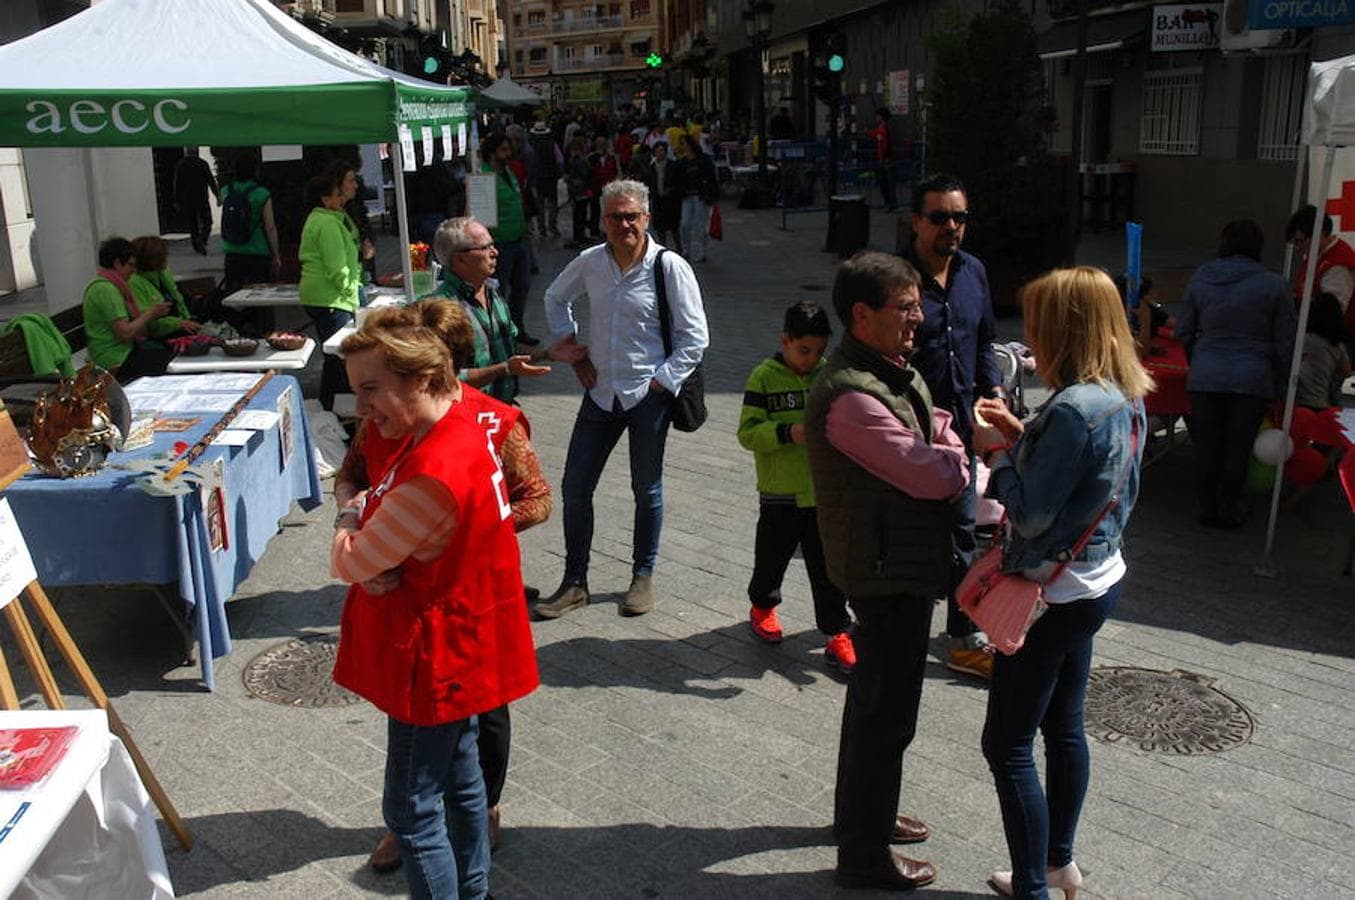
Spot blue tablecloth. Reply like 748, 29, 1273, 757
5, 375, 322, 690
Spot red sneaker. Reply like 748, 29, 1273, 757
749, 606, 784, 643
825, 632, 857, 674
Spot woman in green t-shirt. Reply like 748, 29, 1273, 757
129, 235, 200, 340
299, 172, 363, 409
81, 237, 175, 381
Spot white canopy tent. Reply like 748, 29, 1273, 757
0, 0, 479, 303
479, 77, 547, 106
1263, 52, 1355, 568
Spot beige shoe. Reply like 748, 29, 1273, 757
533, 582, 589, 620
620, 574, 654, 616
990, 862, 1082, 898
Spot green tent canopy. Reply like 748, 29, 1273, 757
0, 0, 474, 148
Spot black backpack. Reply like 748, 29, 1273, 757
220, 184, 254, 244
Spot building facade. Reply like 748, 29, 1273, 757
501, 0, 669, 110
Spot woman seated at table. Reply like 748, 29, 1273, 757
299, 172, 363, 409
82, 237, 176, 381
1296, 292, 1353, 411
330, 304, 539, 900
1175, 219, 1297, 528
129, 235, 200, 340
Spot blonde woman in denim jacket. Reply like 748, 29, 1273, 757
971, 267, 1152, 900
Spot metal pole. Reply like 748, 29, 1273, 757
756, 38, 768, 182
391, 138, 416, 305
1282, 144, 1308, 280
1063, 0, 1089, 266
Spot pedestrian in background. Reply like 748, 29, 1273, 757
537, 179, 709, 621
673, 133, 717, 263
738, 300, 856, 672
1175, 218, 1295, 528
902, 173, 1004, 680
220, 154, 280, 287
972, 266, 1150, 900
805, 251, 967, 892
298, 172, 363, 410
172, 147, 218, 255
481, 132, 537, 347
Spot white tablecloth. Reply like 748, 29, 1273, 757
166, 338, 315, 373
0, 709, 172, 899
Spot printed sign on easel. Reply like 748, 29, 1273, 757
0, 498, 37, 608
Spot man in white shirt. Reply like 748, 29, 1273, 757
537, 179, 709, 619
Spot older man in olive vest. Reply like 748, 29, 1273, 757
805, 251, 969, 893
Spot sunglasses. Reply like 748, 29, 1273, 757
923, 210, 970, 226
605, 211, 647, 224
457, 242, 496, 253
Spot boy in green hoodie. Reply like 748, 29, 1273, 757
737, 301, 856, 673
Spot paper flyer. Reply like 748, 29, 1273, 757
421, 126, 435, 165
0, 498, 37, 607
441, 124, 454, 160
398, 124, 417, 171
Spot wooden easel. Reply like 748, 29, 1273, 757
0, 404, 192, 850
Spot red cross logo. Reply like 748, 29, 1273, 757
1325, 179, 1355, 232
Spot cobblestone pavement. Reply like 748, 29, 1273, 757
8, 204, 1355, 899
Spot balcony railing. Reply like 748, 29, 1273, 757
551, 14, 625, 33
555, 53, 630, 70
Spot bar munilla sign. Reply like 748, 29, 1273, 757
1151, 4, 1223, 51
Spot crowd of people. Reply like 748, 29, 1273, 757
66, 108, 1353, 900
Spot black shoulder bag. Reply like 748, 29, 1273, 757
654, 249, 708, 432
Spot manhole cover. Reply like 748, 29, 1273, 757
242, 634, 361, 708
1084, 667, 1253, 754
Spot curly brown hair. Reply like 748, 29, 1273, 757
339, 301, 471, 395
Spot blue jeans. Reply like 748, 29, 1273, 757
383, 716, 490, 900
493, 238, 532, 337
981, 580, 1122, 899
303, 306, 354, 411
561, 390, 672, 585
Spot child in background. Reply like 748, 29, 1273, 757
1296, 292, 1352, 409
737, 301, 856, 673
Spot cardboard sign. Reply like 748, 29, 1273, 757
0, 498, 37, 607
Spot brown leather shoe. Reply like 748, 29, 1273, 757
835, 851, 937, 891
890, 814, 930, 844
369, 832, 402, 874
489, 804, 501, 851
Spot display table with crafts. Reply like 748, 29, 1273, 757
166, 337, 315, 373
0, 708, 171, 898
219, 283, 301, 309
3, 374, 322, 690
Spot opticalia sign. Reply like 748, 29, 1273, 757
24, 98, 190, 136
1151, 3, 1224, 51
1249, 0, 1355, 29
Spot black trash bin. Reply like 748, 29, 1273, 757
828, 194, 869, 258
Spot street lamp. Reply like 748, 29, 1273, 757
742, 0, 774, 205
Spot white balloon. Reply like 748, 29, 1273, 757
1252, 428, 1293, 466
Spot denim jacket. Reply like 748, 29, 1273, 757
985, 381, 1145, 572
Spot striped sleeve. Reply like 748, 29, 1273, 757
331, 475, 458, 584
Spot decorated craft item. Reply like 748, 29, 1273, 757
26, 364, 129, 478
222, 338, 259, 357
167, 334, 221, 356
266, 331, 307, 351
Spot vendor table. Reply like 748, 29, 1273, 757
219, 283, 300, 309
0, 709, 172, 899
1144, 335, 1191, 417
166, 338, 315, 373
3, 375, 322, 690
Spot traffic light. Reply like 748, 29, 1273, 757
645, 51, 664, 69
415, 37, 452, 84
813, 31, 845, 103
825, 30, 846, 75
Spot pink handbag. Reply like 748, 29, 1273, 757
958, 418, 1139, 656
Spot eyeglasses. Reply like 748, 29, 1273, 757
605, 211, 647, 224
924, 210, 970, 226
456, 242, 496, 253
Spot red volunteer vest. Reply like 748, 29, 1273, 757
333, 405, 539, 726
359, 385, 525, 485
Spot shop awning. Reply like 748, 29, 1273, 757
1038, 10, 1147, 59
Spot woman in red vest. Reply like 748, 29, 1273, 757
331, 304, 539, 899
336, 300, 551, 875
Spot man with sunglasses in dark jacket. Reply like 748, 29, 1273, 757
900, 173, 1005, 681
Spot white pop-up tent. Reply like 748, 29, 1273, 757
0, 0, 479, 302
480, 76, 547, 106
1262, 52, 1355, 567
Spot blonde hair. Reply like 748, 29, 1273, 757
339, 303, 459, 395
1021, 266, 1154, 399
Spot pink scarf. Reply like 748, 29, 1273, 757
97, 267, 140, 320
